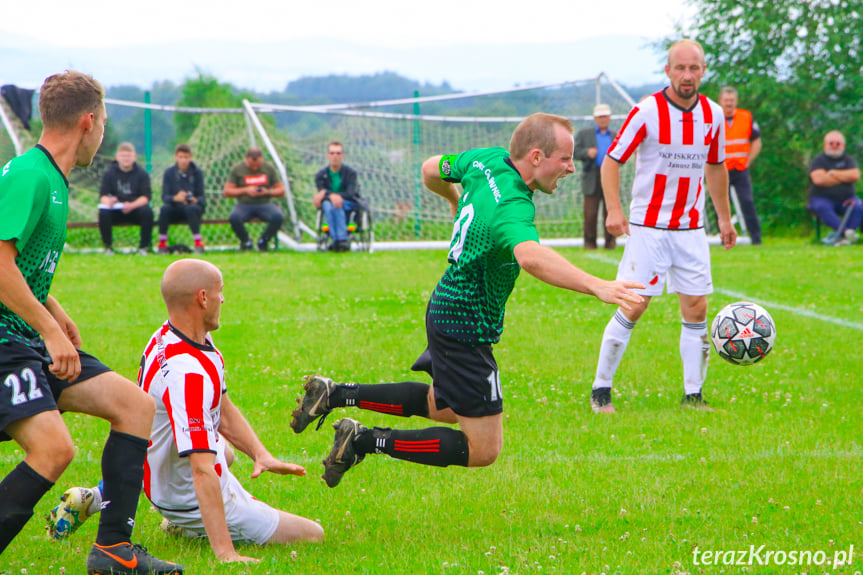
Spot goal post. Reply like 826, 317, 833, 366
21, 74, 639, 251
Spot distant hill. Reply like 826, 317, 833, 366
283, 72, 456, 104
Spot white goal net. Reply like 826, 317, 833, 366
5, 75, 639, 251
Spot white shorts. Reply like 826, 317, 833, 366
158, 471, 280, 545
617, 226, 713, 297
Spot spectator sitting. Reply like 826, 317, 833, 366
157, 143, 206, 254
223, 147, 285, 252
809, 130, 862, 246
98, 142, 154, 255
312, 141, 360, 252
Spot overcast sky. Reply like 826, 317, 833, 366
0, 0, 693, 91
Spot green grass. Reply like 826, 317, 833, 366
2, 240, 862, 574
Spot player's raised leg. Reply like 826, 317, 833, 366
290, 375, 436, 433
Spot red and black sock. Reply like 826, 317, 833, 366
96, 430, 147, 546
354, 426, 469, 467
333, 382, 430, 418
0, 461, 54, 553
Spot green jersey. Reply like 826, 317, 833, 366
429, 147, 539, 345
0, 145, 69, 345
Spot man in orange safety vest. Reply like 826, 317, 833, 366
719, 87, 763, 245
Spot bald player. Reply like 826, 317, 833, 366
49, 260, 323, 564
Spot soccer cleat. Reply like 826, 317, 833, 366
194, 245, 205, 254
137, 248, 149, 256
86, 542, 183, 574
46, 486, 96, 540
590, 387, 616, 414
240, 240, 254, 251
159, 517, 206, 540
322, 418, 366, 488
681, 392, 715, 411
257, 238, 269, 252
290, 375, 337, 433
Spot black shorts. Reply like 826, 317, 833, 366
0, 340, 112, 441
410, 308, 502, 418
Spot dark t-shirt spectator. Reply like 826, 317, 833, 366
809, 153, 859, 202
99, 161, 151, 203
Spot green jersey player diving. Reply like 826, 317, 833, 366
290, 113, 645, 487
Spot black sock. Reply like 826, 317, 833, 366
354, 427, 469, 467
0, 461, 54, 554
96, 430, 147, 546
332, 382, 430, 417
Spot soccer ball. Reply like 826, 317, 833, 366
710, 302, 776, 365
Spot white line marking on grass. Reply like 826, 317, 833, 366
582, 253, 863, 332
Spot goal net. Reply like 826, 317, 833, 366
6, 75, 638, 251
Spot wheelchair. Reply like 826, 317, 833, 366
315, 198, 374, 253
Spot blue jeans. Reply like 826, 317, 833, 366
229, 202, 284, 244
808, 196, 863, 232
322, 199, 356, 242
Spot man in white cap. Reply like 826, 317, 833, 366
573, 104, 617, 249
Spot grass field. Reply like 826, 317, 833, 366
2, 239, 861, 575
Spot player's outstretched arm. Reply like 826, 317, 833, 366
219, 395, 306, 479
189, 451, 259, 564
601, 158, 628, 237
513, 241, 644, 310
0, 241, 80, 381
422, 155, 460, 217
705, 162, 737, 250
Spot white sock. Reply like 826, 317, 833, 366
680, 320, 709, 395
593, 310, 636, 389
86, 482, 103, 515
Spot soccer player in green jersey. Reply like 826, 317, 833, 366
0, 71, 183, 574
290, 113, 644, 487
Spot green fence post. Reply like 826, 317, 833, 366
144, 91, 152, 173
413, 90, 421, 239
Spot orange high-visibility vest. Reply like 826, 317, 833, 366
724, 109, 754, 171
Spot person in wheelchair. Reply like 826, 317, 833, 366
313, 141, 360, 252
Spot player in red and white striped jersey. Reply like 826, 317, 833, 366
142, 260, 322, 562
61, 260, 323, 563
590, 39, 737, 413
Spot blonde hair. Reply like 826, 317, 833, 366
509, 113, 574, 160
39, 70, 104, 130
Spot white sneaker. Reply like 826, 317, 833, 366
46, 486, 96, 539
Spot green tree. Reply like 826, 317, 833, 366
175, 71, 245, 143
672, 0, 862, 233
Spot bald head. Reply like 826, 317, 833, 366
161, 259, 222, 311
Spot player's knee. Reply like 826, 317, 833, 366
302, 520, 325, 542
468, 441, 501, 468
27, 435, 75, 480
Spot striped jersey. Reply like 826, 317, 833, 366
138, 321, 228, 512
608, 90, 725, 230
